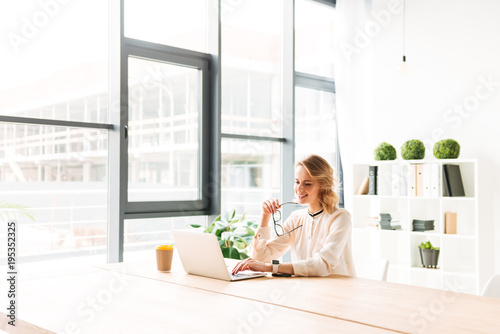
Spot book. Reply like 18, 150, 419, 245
368, 166, 378, 195
412, 219, 435, 231
379, 213, 401, 230
445, 212, 457, 234
443, 164, 465, 197
357, 177, 369, 195
366, 216, 380, 229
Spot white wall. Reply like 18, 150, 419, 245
336, 0, 500, 279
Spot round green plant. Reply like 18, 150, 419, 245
433, 139, 460, 159
374, 142, 397, 161
401, 139, 425, 160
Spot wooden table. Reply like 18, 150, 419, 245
2, 256, 500, 334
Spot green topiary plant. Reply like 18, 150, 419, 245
374, 142, 397, 161
401, 139, 425, 160
433, 139, 460, 159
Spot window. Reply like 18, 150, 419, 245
294, 0, 339, 189
124, 0, 208, 53
127, 57, 202, 202
0, 0, 110, 265
0, 0, 339, 264
220, 0, 285, 220
295, 0, 336, 77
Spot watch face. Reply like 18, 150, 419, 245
272, 260, 279, 264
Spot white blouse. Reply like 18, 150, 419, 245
252, 208, 356, 277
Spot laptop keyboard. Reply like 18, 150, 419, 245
230, 271, 263, 278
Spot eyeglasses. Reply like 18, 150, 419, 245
272, 202, 303, 237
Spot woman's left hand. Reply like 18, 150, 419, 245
231, 258, 272, 275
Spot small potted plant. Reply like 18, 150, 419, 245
418, 241, 440, 268
374, 142, 397, 161
433, 139, 460, 159
401, 139, 425, 160
191, 210, 258, 260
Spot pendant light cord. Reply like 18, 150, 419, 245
402, 0, 406, 61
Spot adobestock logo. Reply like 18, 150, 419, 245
7, 0, 72, 54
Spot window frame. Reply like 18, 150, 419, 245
123, 39, 213, 217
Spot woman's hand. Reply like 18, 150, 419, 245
231, 258, 272, 275
262, 198, 280, 215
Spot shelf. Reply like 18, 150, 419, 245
353, 227, 409, 234
441, 197, 475, 201
442, 270, 476, 278
411, 266, 442, 272
442, 234, 475, 240
353, 195, 476, 201
351, 159, 482, 294
357, 158, 478, 165
388, 263, 410, 270
410, 231, 440, 236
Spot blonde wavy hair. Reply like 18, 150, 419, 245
296, 155, 339, 214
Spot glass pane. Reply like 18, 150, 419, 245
124, 0, 208, 53
295, 87, 337, 163
0, 1, 108, 123
221, 138, 281, 222
128, 57, 201, 202
0, 123, 108, 263
221, 0, 282, 137
295, 0, 335, 77
124, 216, 205, 262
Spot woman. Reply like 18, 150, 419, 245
232, 154, 356, 277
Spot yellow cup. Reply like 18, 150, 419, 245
156, 245, 174, 272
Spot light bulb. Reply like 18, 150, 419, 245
399, 55, 410, 75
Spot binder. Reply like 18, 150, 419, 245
423, 164, 432, 197
430, 164, 440, 197
392, 164, 400, 197
368, 166, 378, 195
409, 164, 417, 196
443, 164, 465, 197
400, 164, 408, 196
416, 164, 424, 196
377, 165, 392, 196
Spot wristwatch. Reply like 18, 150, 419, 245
272, 260, 279, 274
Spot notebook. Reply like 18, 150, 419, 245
172, 230, 266, 281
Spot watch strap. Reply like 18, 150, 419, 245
272, 260, 279, 274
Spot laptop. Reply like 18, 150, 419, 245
172, 230, 267, 281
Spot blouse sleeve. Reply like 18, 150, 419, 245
292, 210, 352, 277
251, 214, 299, 263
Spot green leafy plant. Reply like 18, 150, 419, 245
401, 139, 425, 160
0, 201, 34, 222
433, 139, 460, 159
374, 142, 397, 161
418, 241, 440, 251
191, 210, 258, 260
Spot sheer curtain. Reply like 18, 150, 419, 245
334, 0, 373, 211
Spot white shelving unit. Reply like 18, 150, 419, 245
350, 159, 486, 295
